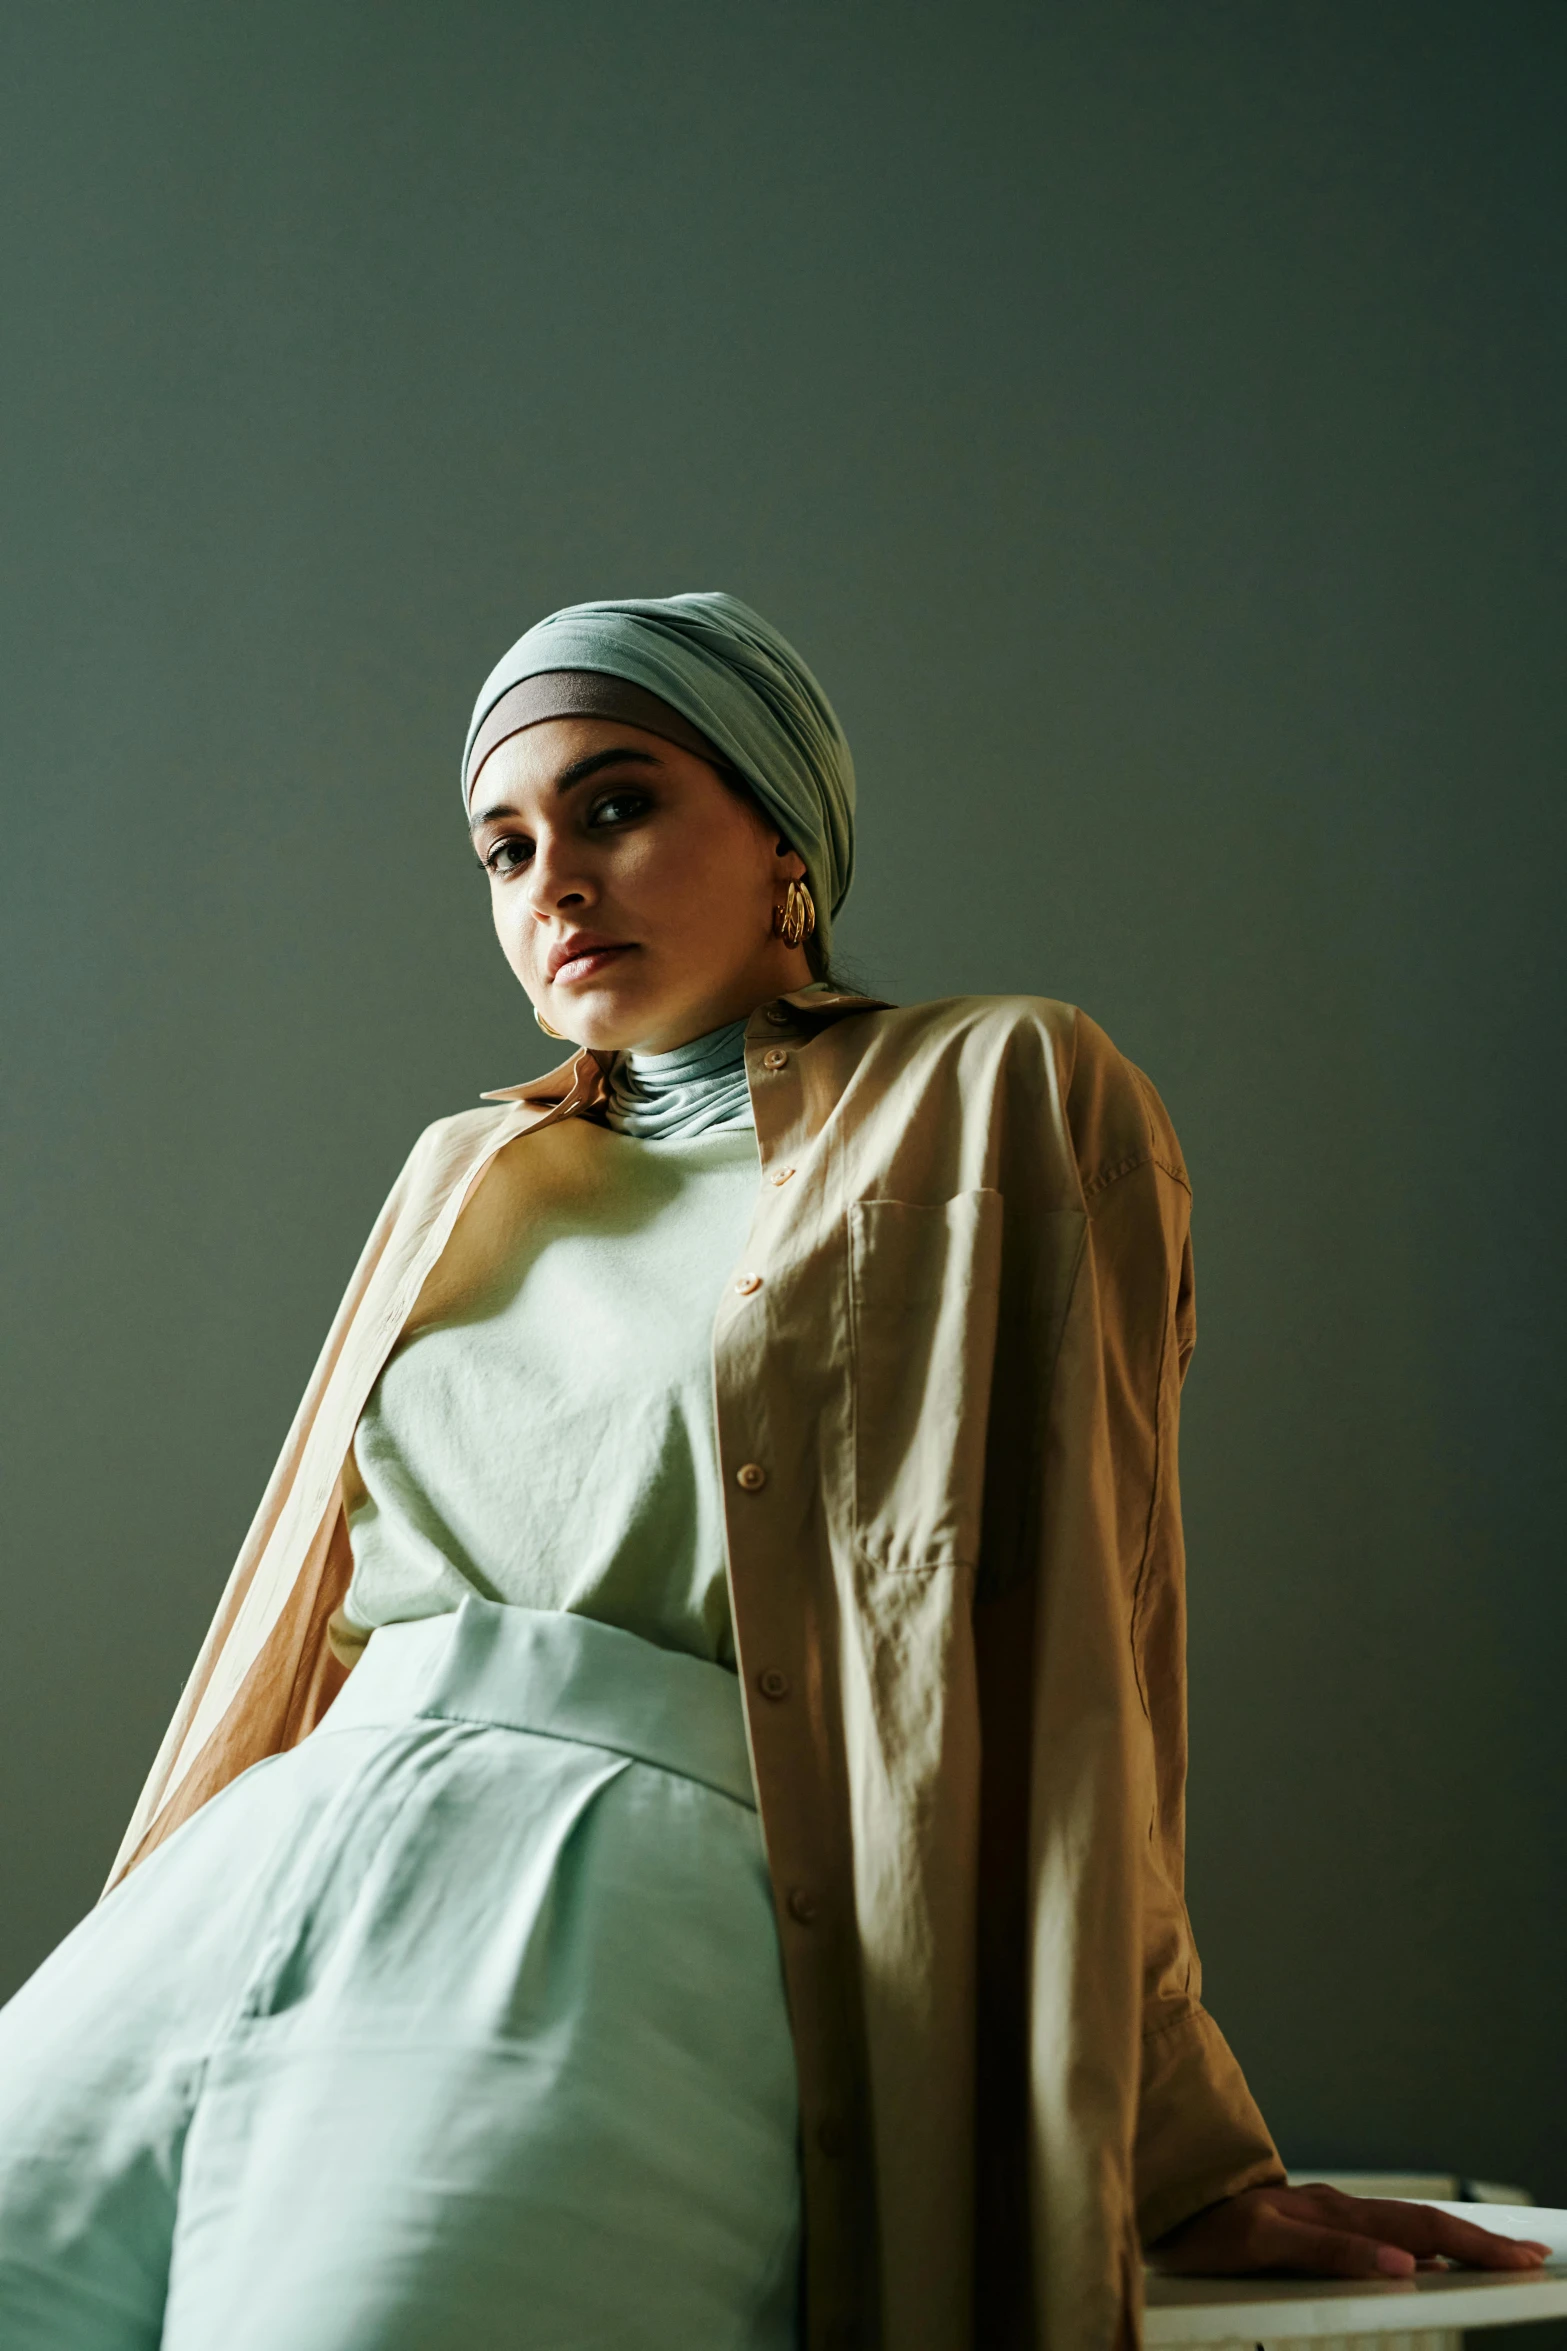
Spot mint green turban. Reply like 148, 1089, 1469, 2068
462, 592, 856, 951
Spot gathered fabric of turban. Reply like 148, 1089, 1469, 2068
462, 592, 856, 954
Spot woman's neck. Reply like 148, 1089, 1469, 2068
602, 1015, 755, 1141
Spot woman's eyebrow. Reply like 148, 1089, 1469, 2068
468, 745, 660, 834
554, 745, 660, 795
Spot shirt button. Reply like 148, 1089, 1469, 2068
757, 1667, 790, 1700
769, 1166, 796, 1186
733, 1271, 763, 1295
762, 1048, 789, 1070
765, 1005, 791, 1025
787, 1886, 819, 1924
736, 1462, 768, 1492
816, 2116, 847, 2158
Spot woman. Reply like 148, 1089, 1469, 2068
0, 593, 1545, 2350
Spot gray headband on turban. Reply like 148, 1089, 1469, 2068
462, 592, 856, 951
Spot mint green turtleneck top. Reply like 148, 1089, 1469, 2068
342, 1022, 760, 1667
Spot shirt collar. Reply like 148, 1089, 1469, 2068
478, 987, 892, 1110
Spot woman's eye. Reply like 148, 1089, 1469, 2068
587, 789, 652, 828
484, 835, 532, 876
480, 790, 649, 875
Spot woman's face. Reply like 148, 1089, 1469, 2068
468, 717, 814, 1054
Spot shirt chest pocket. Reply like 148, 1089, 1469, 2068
848, 1189, 1004, 1575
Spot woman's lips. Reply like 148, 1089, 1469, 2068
552, 943, 633, 986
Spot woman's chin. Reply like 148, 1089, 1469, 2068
563, 997, 745, 1056
545, 983, 677, 1054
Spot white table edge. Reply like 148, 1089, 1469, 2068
1144, 2268, 1567, 2344
1145, 2204, 1567, 2345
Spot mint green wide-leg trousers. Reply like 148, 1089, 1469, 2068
0, 1600, 802, 2349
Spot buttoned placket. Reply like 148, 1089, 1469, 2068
713, 1001, 871, 2350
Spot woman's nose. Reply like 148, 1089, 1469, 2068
527, 834, 593, 916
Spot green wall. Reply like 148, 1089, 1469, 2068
4, 0, 1564, 2227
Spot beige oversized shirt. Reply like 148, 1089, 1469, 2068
108, 988, 1284, 2351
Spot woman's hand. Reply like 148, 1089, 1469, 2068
1150, 2183, 1551, 2279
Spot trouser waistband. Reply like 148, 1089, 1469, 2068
323, 1597, 756, 1810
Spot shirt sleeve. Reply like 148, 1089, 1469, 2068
1082, 1072, 1287, 2244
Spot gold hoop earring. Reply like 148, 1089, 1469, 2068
772, 878, 816, 951
534, 1003, 566, 1039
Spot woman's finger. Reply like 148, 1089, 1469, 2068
1293, 2192, 1547, 2271
1148, 2186, 1552, 2281
1249, 2213, 1418, 2279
